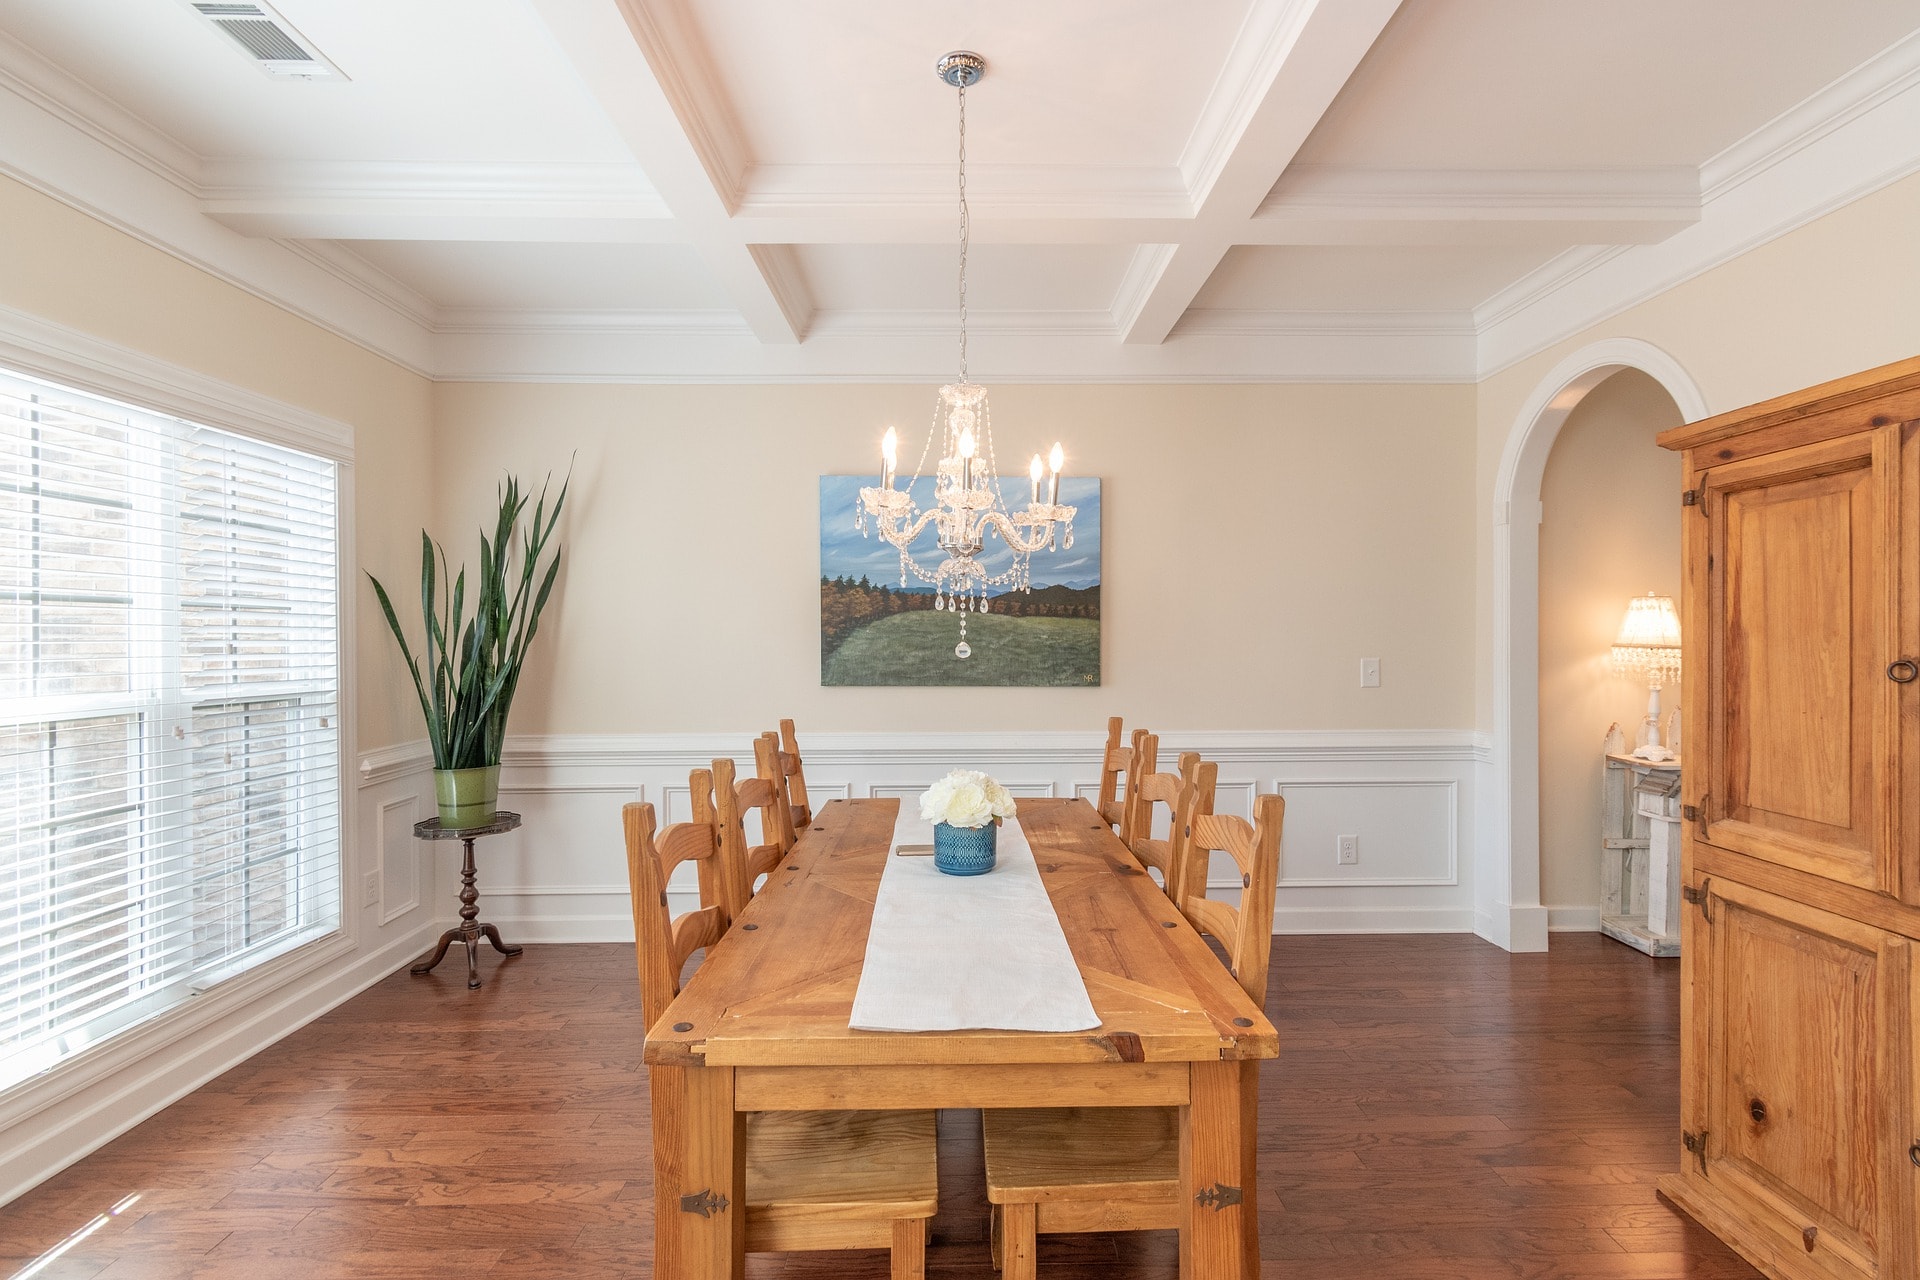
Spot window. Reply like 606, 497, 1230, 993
0, 366, 341, 1093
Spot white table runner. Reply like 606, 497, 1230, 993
848, 805, 1101, 1033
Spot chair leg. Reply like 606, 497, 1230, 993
1001, 1202, 1037, 1280
989, 1203, 1003, 1271
891, 1218, 926, 1280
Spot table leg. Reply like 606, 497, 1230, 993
650, 1063, 745, 1280
1181, 1058, 1250, 1279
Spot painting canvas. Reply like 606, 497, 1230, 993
819, 475, 1101, 686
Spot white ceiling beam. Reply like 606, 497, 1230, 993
525, 0, 807, 342
1121, 0, 1406, 344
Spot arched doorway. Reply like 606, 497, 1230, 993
1483, 340, 1709, 951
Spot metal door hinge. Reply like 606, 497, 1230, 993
1194, 1183, 1243, 1211
1682, 1129, 1709, 1175
1682, 879, 1714, 923
1682, 489, 1700, 507
680, 1189, 729, 1217
1682, 804, 1698, 821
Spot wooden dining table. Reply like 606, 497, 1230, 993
642, 795, 1279, 1278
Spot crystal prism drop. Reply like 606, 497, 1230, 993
955, 641, 971, 659
980, 597, 989, 613
935, 595, 945, 611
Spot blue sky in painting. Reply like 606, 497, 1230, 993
819, 474, 1102, 591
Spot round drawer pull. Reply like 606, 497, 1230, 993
1891, 659, 1919, 684
1909, 1141, 1920, 1169
1749, 1098, 1767, 1124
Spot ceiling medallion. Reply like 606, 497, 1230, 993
857, 51, 1075, 661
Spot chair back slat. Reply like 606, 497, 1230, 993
1122, 730, 1157, 851
623, 801, 727, 1030
755, 732, 799, 853
1096, 716, 1134, 831
1183, 793, 1284, 1002
779, 718, 813, 831
715, 755, 794, 916
1171, 756, 1216, 908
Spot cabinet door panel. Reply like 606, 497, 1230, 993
1697, 876, 1913, 1279
1700, 429, 1899, 893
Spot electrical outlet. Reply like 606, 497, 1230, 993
1360, 658, 1381, 688
361, 870, 380, 908
1336, 834, 1360, 865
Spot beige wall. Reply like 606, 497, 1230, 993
1475, 169, 1920, 734
0, 175, 435, 750
432, 380, 1478, 734
1536, 370, 1683, 912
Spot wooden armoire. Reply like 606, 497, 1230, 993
1656, 354, 1920, 1280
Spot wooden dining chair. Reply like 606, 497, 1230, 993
1096, 720, 1149, 845
1125, 736, 1216, 906
713, 754, 794, 919
754, 731, 800, 856
980, 790, 1284, 1279
777, 717, 814, 833
623, 800, 939, 1279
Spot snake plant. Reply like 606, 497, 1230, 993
368, 472, 568, 770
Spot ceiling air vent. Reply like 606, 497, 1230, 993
187, 2, 346, 80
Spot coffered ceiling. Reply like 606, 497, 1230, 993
1, 0, 1918, 381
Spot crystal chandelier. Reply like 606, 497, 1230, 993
857, 51, 1075, 661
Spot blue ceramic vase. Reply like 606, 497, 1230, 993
933, 821, 997, 876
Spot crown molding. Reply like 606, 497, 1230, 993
736, 163, 1193, 222
1176, 309, 1474, 338
1474, 32, 1920, 378
0, 59, 435, 377
281, 241, 440, 331
1262, 165, 1698, 216
1701, 27, 1920, 201
427, 322, 1475, 384
433, 307, 751, 337
0, 29, 202, 192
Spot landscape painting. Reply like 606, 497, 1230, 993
819, 475, 1101, 686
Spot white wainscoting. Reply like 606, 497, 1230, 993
391, 730, 1486, 940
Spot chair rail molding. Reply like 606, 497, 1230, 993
1486, 337, 1709, 953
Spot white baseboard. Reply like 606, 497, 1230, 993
0, 918, 442, 1209
1546, 906, 1603, 932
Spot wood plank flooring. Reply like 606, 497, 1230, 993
0, 934, 1760, 1278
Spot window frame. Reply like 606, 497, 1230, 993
0, 309, 359, 1122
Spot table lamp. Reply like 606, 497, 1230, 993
1611, 591, 1682, 761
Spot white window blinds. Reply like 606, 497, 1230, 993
0, 367, 341, 1093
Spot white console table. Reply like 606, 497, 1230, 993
1600, 753, 1682, 956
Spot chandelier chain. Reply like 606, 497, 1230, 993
956, 78, 968, 384
854, 52, 1077, 657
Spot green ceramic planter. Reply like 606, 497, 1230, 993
434, 765, 500, 828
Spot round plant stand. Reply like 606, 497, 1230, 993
409, 811, 523, 989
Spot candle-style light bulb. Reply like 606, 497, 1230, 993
880, 426, 897, 489
1047, 442, 1063, 505
1029, 454, 1044, 505
958, 428, 976, 459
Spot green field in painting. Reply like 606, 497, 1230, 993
822, 612, 1100, 686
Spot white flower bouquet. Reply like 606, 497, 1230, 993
919, 769, 1017, 830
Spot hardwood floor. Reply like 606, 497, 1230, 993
0, 934, 1760, 1278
